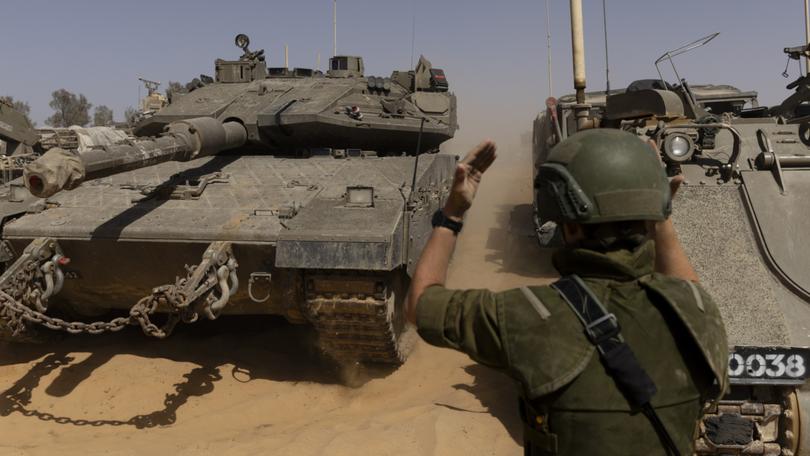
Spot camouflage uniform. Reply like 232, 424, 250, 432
416, 240, 728, 454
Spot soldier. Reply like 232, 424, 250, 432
406, 129, 728, 455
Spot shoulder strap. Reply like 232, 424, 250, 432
552, 275, 682, 456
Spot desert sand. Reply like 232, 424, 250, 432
0, 143, 557, 456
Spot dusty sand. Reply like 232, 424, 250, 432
0, 144, 557, 456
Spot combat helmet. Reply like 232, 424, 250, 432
535, 128, 671, 224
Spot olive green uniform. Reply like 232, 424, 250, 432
416, 241, 728, 455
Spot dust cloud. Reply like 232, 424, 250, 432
0, 137, 558, 455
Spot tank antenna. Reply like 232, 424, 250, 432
333, 0, 337, 57
545, 0, 553, 96
569, 0, 586, 104
410, 117, 426, 191
410, 13, 417, 69
285, 44, 289, 69
804, 0, 810, 74
602, 0, 610, 93
317, 52, 321, 71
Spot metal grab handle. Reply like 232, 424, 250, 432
248, 272, 272, 303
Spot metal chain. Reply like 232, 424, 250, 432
0, 288, 170, 337
0, 241, 238, 340
128, 285, 184, 339
0, 285, 188, 338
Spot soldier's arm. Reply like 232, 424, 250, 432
406, 140, 496, 323
414, 286, 508, 368
405, 140, 506, 367
650, 175, 700, 282
407, 225, 458, 324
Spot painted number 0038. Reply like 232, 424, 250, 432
728, 353, 805, 378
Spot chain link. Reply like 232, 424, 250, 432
0, 284, 188, 338
0, 289, 132, 335
0, 239, 238, 340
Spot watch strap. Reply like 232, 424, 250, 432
432, 209, 463, 234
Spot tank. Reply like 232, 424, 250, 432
0, 33, 458, 365
533, 13, 810, 455
0, 99, 38, 184
0, 97, 137, 186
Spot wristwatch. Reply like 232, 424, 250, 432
431, 209, 463, 235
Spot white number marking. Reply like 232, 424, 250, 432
728, 353, 745, 377
746, 354, 767, 377
765, 354, 785, 377
787, 355, 806, 378
728, 352, 806, 378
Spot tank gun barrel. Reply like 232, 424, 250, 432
24, 117, 247, 198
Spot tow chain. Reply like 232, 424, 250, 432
0, 239, 238, 339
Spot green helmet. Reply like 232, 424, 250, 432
535, 129, 671, 224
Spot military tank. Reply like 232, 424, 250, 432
533, 4, 810, 454
0, 97, 136, 187
0, 99, 39, 184
0, 34, 458, 365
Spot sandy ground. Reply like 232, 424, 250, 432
0, 144, 557, 456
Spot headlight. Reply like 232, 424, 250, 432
663, 133, 695, 163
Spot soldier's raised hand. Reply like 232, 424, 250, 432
443, 140, 497, 219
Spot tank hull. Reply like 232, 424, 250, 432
1, 152, 455, 363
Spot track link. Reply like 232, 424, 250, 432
304, 273, 411, 364
695, 385, 800, 455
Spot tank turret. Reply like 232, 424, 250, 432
134, 34, 457, 154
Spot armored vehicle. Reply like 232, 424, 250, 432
533, 10, 810, 455
0, 99, 38, 183
1, 98, 135, 182
0, 34, 458, 365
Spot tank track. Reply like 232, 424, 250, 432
304, 272, 411, 364
695, 385, 800, 455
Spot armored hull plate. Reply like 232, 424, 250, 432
5, 155, 441, 243
741, 170, 810, 299
673, 185, 790, 346
1, 154, 455, 315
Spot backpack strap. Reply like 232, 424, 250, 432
552, 275, 681, 456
